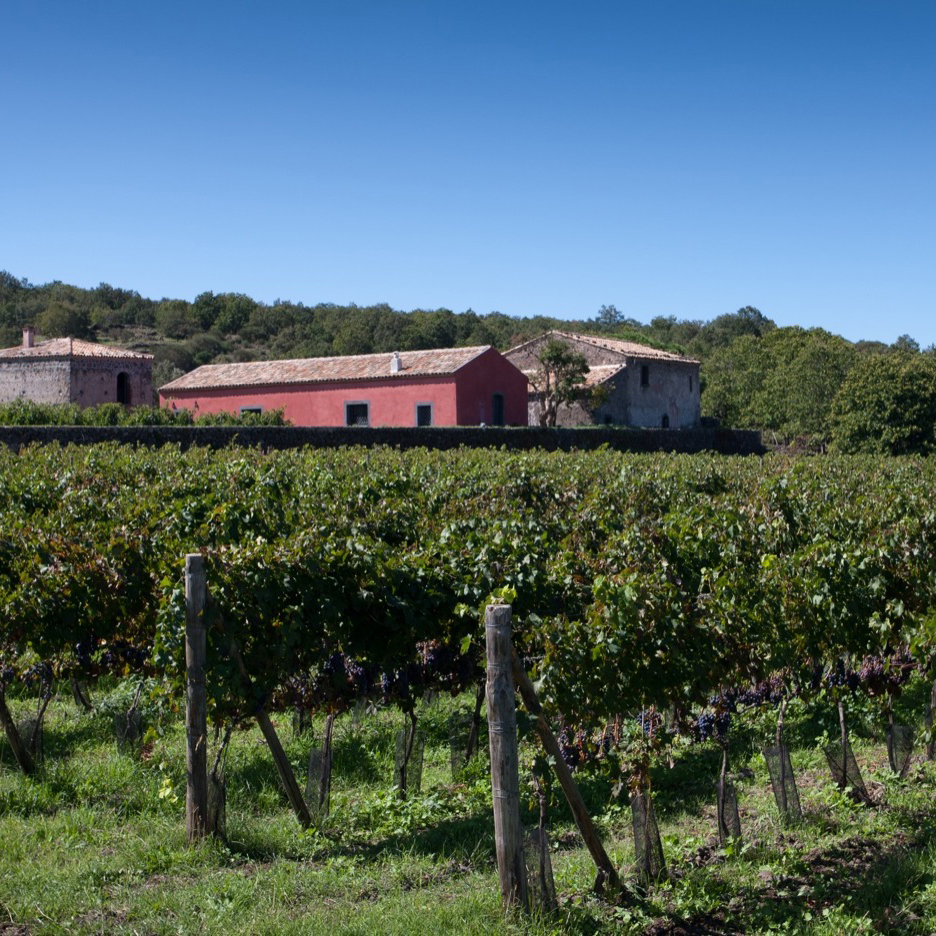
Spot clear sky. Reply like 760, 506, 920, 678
3, 1, 934, 346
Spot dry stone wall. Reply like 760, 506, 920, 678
0, 425, 764, 455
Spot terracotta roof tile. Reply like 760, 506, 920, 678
518, 363, 624, 387
160, 346, 492, 392
508, 330, 699, 364
0, 337, 152, 360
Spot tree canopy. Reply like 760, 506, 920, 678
830, 352, 936, 455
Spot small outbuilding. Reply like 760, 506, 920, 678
159, 345, 528, 427
505, 330, 700, 428
0, 327, 153, 407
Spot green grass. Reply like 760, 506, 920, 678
5, 681, 936, 934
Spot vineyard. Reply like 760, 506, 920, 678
2, 445, 936, 934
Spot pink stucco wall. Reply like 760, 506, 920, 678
454, 348, 529, 426
160, 376, 460, 427
160, 348, 529, 427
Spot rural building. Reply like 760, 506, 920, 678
505, 330, 700, 428
159, 346, 529, 427
0, 327, 153, 407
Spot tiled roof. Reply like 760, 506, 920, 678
519, 363, 624, 388
0, 337, 153, 360
508, 330, 699, 364
160, 346, 492, 392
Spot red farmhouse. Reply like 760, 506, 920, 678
158, 346, 528, 428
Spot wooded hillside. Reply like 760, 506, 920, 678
1, 271, 932, 451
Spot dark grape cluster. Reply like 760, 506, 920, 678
636, 709, 662, 736
557, 724, 591, 771
22, 661, 53, 699
99, 639, 149, 671
735, 674, 787, 708
693, 710, 731, 742
857, 652, 916, 698
708, 691, 738, 713
279, 639, 481, 715
695, 712, 716, 742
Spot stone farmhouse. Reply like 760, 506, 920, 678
159, 345, 529, 427
0, 327, 153, 407
505, 330, 700, 428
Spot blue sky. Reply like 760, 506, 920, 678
3, 1, 934, 345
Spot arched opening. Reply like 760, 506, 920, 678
116, 372, 131, 405
661, 413, 670, 428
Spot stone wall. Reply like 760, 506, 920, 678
0, 361, 71, 404
71, 359, 153, 408
623, 357, 701, 429
0, 424, 764, 455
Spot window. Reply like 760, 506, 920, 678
603, 414, 613, 426
116, 372, 130, 405
661, 414, 670, 428
345, 401, 370, 427
640, 365, 649, 387
689, 375, 693, 392
491, 393, 505, 426
415, 403, 433, 427
239, 406, 262, 415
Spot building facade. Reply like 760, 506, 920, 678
505, 330, 700, 428
159, 346, 529, 427
0, 328, 153, 407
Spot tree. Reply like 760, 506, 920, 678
891, 334, 920, 354
37, 302, 91, 339
702, 327, 856, 442
830, 353, 936, 455
528, 339, 590, 427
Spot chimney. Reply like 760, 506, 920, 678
390, 351, 402, 374
22, 326, 35, 349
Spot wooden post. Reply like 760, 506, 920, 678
485, 605, 528, 911
928, 677, 936, 760
185, 553, 209, 841
228, 640, 312, 829
511, 648, 621, 894
0, 687, 34, 775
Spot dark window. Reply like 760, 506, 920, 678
689, 375, 693, 392
345, 402, 369, 427
661, 414, 670, 428
640, 365, 649, 387
116, 372, 130, 405
603, 414, 613, 425
491, 393, 505, 426
415, 403, 432, 427
239, 406, 262, 415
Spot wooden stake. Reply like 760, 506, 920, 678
776, 697, 788, 816
928, 677, 936, 760
485, 605, 529, 911
0, 686, 34, 775
185, 553, 209, 840
464, 681, 485, 762
511, 647, 621, 894
228, 640, 312, 829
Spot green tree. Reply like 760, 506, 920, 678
702, 327, 855, 442
529, 339, 590, 427
37, 302, 91, 339
830, 353, 936, 455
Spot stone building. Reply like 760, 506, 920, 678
505, 330, 700, 428
0, 327, 153, 407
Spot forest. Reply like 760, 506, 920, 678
1, 271, 934, 453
